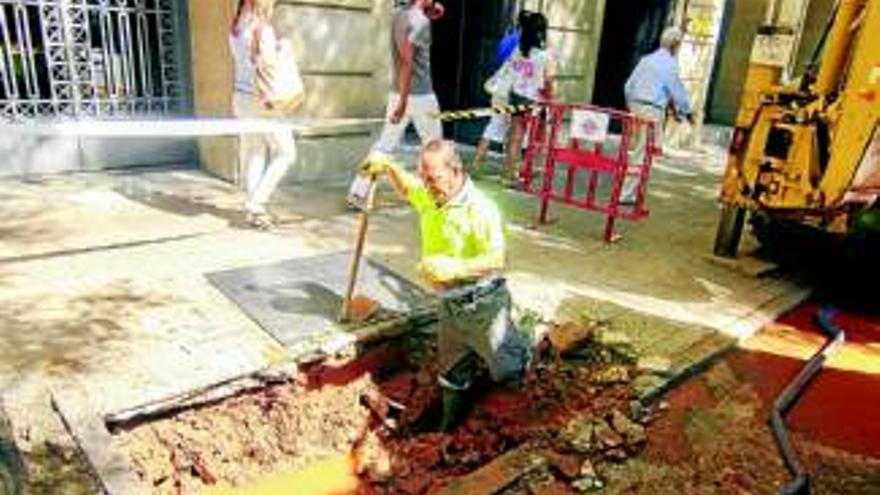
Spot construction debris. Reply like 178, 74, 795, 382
110, 320, 655, 495
546, 322, 596, 356
636, 356, 673, 375
433, 445, 546, 495
592, 365, 631, 385
609, 409, 647, 449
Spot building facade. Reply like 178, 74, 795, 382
0, 0, 829, 179
0, 0, 195, 176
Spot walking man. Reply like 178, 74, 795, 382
348, 0, 445, 209
622, 26, 693, 204
360, 140, 532, 431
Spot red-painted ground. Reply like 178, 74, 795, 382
730, 302, 880, 458
634, 301, 880, 495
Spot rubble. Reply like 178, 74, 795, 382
592, 418, 624, 451
547, 322, 596, 355
602, 448, 628, 463
609, 409, 647, 448
579, 459, 597, 478
592, 365, 631, 385
543, 450, 584, 479
596, 331, 632, 348
113, 320, 655, 495
636, 356, 673, 375
572, 473, 605, 492
561, 414, 595, 454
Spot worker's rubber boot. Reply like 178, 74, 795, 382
437, 388, 470, 432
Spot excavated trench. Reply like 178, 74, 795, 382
112, 322, 657, 495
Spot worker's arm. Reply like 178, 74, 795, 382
360, 153, 421, 203
665, 61, 693, 119
384, 162, 418, 200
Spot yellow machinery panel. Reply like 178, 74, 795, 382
714, 0, 880, 256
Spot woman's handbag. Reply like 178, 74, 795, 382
254, 29, 305, 112
484, 60, 514, 98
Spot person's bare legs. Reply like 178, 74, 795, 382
472, 138, 490, 174
505, 115, 525, 183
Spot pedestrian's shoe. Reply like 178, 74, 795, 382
246, 211, 275, 230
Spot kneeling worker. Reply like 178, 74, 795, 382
360, 139, 532, 430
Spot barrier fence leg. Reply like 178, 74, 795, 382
605, 117, 632, 242
538, 108, 562, 225
521, 113, 539, 192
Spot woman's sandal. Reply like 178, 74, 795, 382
246, 212, 275, 230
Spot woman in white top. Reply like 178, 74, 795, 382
229, 0, 297, 229
501, 12, 553, 183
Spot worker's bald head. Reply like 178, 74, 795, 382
419, 139, 466, 205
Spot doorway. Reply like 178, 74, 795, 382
430, 0, 517, 144
592, 0, 673, 110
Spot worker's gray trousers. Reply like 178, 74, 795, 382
437, 278, 532, 390
622, 102, 665, 202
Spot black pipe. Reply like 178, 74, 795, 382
769, 306, 846, 495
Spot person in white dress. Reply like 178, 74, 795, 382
486, 12, 554, 183
229, 0, 298, 229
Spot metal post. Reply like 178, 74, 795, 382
538, 106, 561, 224
0, 6, 19, 100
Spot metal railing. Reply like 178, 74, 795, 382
0, 0, 182, 121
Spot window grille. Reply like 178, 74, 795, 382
0, 0, 183, 121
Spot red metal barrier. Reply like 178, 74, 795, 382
519, 102, 660, 242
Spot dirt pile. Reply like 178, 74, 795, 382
353, 322, 658, 494
123, 373, 376, 494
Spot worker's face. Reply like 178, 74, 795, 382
419, 153, 464, 205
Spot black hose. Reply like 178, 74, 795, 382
769, 306, 846, 495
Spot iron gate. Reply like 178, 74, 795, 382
0, 0, 183, 121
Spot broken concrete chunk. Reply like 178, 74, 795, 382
547, 322, 595, 355
433, 445, 547, 495
609, 409, 647, 447
596, 330, 632, 347
561, 414, 595, 454
628, 400, 646, 422
529, 479, 571, 495
592, 418, 623, 450
632, 374, 666, 399
603, 447, 628, 463
593, 365, 631, 385
543, 450, 584, 480
572, 473, 605, 492
636, 356, 674, 375
579, 459, 597, 478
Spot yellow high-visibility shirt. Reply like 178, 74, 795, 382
407, 178, 505, 264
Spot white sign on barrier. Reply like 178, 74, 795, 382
571, 109, 609, 142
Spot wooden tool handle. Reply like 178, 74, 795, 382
340, 175, 377, 322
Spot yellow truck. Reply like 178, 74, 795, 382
713, 0, 880, 257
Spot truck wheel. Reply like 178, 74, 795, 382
713, 205, 746, 258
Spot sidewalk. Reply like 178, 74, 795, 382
0, 143, 807, 488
